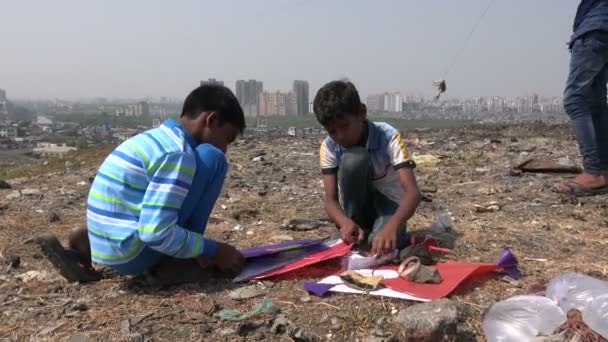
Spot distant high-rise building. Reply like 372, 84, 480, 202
0, 89, 6, 115
378, 92, 403, 112
292, 80, 309, 115
366, 94, 385, 112
200, 78, 224, 87
136, 101, 150, 116
259, 91, 296, 116
235, 79, 263, 117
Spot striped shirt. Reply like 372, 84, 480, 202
319, 121, 415, 204
87, 119, 218, 266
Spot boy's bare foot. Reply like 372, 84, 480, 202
35, 233, 102, 283
553, 172, 608, 196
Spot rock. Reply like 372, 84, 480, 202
200, 298, 217, 315
299, 295, 311, 303
501, 275, 521, 287
280, 219, 328, 231
252, 156, 265, 162
218, 328, 236, 336
270, 314, 319, 342
127, 334, 143, 342
0, 179, 11, 189
21, 188, 41, 196
474, 202, 501, 213
420, 185, 438, 193
67, 334, 87, 342
232, 208, 259, 220
5, 191, 21, 200
49, 211, 61, 223
330, 317, 341, 330
3, 255, 20, 270
229, 284, 265, 301
396, 299, 460, 339
237, 320, 264, 336
15, 270, 54, 283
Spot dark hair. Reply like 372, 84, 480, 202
313, 80, 361, 126
181, 84, 245, 133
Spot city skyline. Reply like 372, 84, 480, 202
1, 1, 576, 99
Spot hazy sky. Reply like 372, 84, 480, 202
1, 0, 577, 100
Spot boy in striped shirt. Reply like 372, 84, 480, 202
314, 80, 421, 257
37, 85, 245, 283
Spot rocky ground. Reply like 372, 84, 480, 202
0, 122, 607, 342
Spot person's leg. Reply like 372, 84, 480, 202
178, 144, 228, 233
337, 146, 376, 235
591, 60, 608, 174
557, 32, 608, 193
144, 144, 228, 283
368, 191, 408, 250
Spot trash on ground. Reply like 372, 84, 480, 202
482, 295, 567, 342
483, 272, 608, 341
215, 298, 280, 321
514, 159, 582, 174
229, 284, 266, 301
339, 270, 384, 291
280, 219, 329, 231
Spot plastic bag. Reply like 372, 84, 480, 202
342, 250, 398, 271
429, 212, 455, 233
482, 295, 567, 342
582, 293, 608, 339
545, 272, 608, 312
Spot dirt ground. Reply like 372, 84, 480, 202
1, 122, 607, 342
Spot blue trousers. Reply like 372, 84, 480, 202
111, 144, 227, 275
564, 30, 608, 174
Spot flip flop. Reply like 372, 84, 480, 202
35, 233, 102, 283
552, 181, 608, 197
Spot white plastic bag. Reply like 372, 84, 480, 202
342, 250, 398, 271
482, 295, 567, 342
582, 293, 608, 339
545, 272, 608, 312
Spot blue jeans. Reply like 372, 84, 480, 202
111, 144, 227, 275
564, 30, 608, 174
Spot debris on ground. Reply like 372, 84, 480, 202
396, 299, 460, 339
0, 179, 11, 189
215, 298, 280, 321
280, 218, 329, 231
1, 122, 608, 340
229, 284, 266, 301
270, 314, 320, 342
514, 158, 582, 174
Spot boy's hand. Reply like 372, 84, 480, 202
371, 225, 398, 256
339, 219, 365, 245
211, 242, 245, 276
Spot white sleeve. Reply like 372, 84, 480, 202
387, 132, 416, 170
319, 139, 338, 174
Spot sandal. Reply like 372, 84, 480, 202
35, 233, 102, 283
552, 181, 608, 197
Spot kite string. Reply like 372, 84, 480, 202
441, 0, 497, 79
